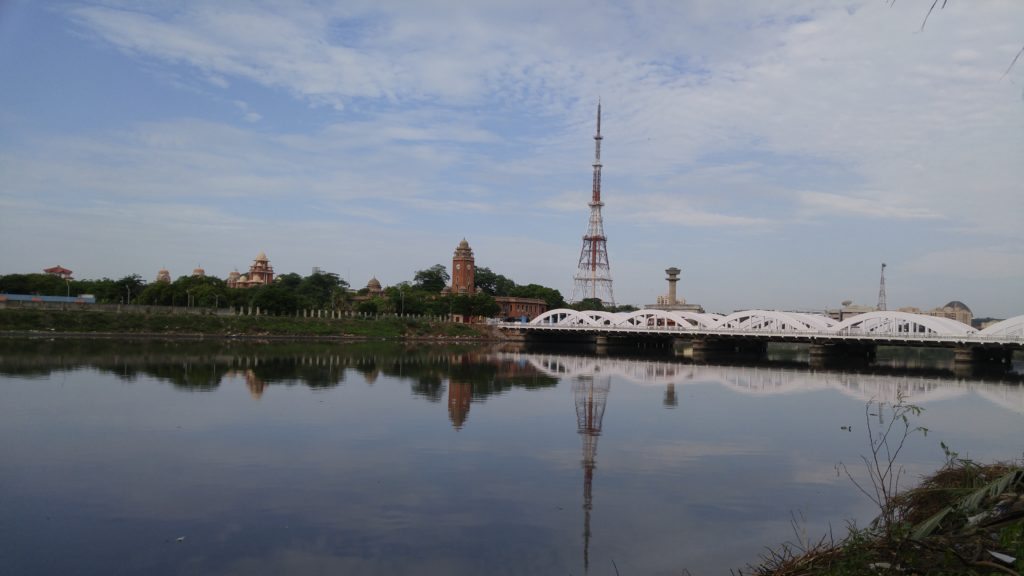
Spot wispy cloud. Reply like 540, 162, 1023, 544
1, 0, 1020, 314
795, 191, 942, 220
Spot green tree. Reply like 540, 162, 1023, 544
248, 283, 298, 314
413, 264, 450, 292
296, 272, 348, 310
114, 275, 146, 304
474, 266, 516, 296
572, 297, 605, 311
511, 284, 567, 309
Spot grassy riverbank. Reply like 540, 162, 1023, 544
0, 308, 496, 340
746, 460, 1024, 575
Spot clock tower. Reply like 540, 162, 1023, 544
451, 238, 476, 295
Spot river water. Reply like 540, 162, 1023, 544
1, 338, 1021, 575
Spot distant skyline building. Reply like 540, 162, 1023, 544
646, 266, 704, 313
877, 263, 887, 311
571, 102, 614, 306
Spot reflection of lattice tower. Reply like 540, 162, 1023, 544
571, 102, 615, 306
877, 262, 887, 311
574, 375, 610, 573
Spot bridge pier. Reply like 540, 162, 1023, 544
809, 342, 876, 368
689, 338, 767, 363
954, 346, 1014, 372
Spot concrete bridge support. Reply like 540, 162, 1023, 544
954, 346, 1015, 370
689, 338, 768, 363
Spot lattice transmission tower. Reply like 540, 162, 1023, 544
570, 102, 615, 306
574, 375, 610, 573
877, 262, 887, 311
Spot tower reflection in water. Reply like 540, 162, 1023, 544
574, 374, 609, 573
448, 379, 472, 430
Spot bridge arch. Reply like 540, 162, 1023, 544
617, 309, 720, 329
531, 308, 587, 326
580, 310, 622, 326
713, 310, 828, 332
830, 311, 975, 336
978, 315, 1024, 338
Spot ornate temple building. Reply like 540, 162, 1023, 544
227, 252, 275, 289
43, 266, 73, 280
155, 269, 171, 283
365, 276, 384, 296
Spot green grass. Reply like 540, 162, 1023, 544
0, 308, 496, 340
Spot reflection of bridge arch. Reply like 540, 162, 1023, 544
499, 352, 1024, 414
831, 311, 975, 336
979, 315, 1024, 338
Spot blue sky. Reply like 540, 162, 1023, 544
1, 1, 1022, 317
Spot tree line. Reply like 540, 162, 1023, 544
0, 265, 631, 316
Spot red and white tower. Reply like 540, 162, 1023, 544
571, 102, 614, 306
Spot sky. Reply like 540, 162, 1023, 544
0, 1, 1022, 317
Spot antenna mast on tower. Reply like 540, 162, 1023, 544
571, 101, 615, 306
877, 263, 887, 311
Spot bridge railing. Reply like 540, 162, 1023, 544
496, 321, 1024, 345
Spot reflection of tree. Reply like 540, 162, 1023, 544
145, 362, 223, 390
412, 375, 445, 402
0, 341, 561, 407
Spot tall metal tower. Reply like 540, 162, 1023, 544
571, 102, 615, 306
877, 262, 887, 311
574, 375, 610, 573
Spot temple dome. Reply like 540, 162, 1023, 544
366, 277, 382, 292
943, 301, 972, 314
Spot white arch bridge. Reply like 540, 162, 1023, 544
499, 309, 1024, 364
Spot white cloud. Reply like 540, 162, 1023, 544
795, 191, 942, 220
3, 0, 1021, 312
904, 247, 1024, 280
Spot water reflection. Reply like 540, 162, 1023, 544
1, 338, 1021, 575
574, 374, 609, 572
509, 352, 1024, 414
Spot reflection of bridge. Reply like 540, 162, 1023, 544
498, 352, 1024, 415
501, 309, 1024, 366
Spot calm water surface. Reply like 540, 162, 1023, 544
1, 339, 1021, 575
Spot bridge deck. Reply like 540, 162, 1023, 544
498, 323, 1024, 349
